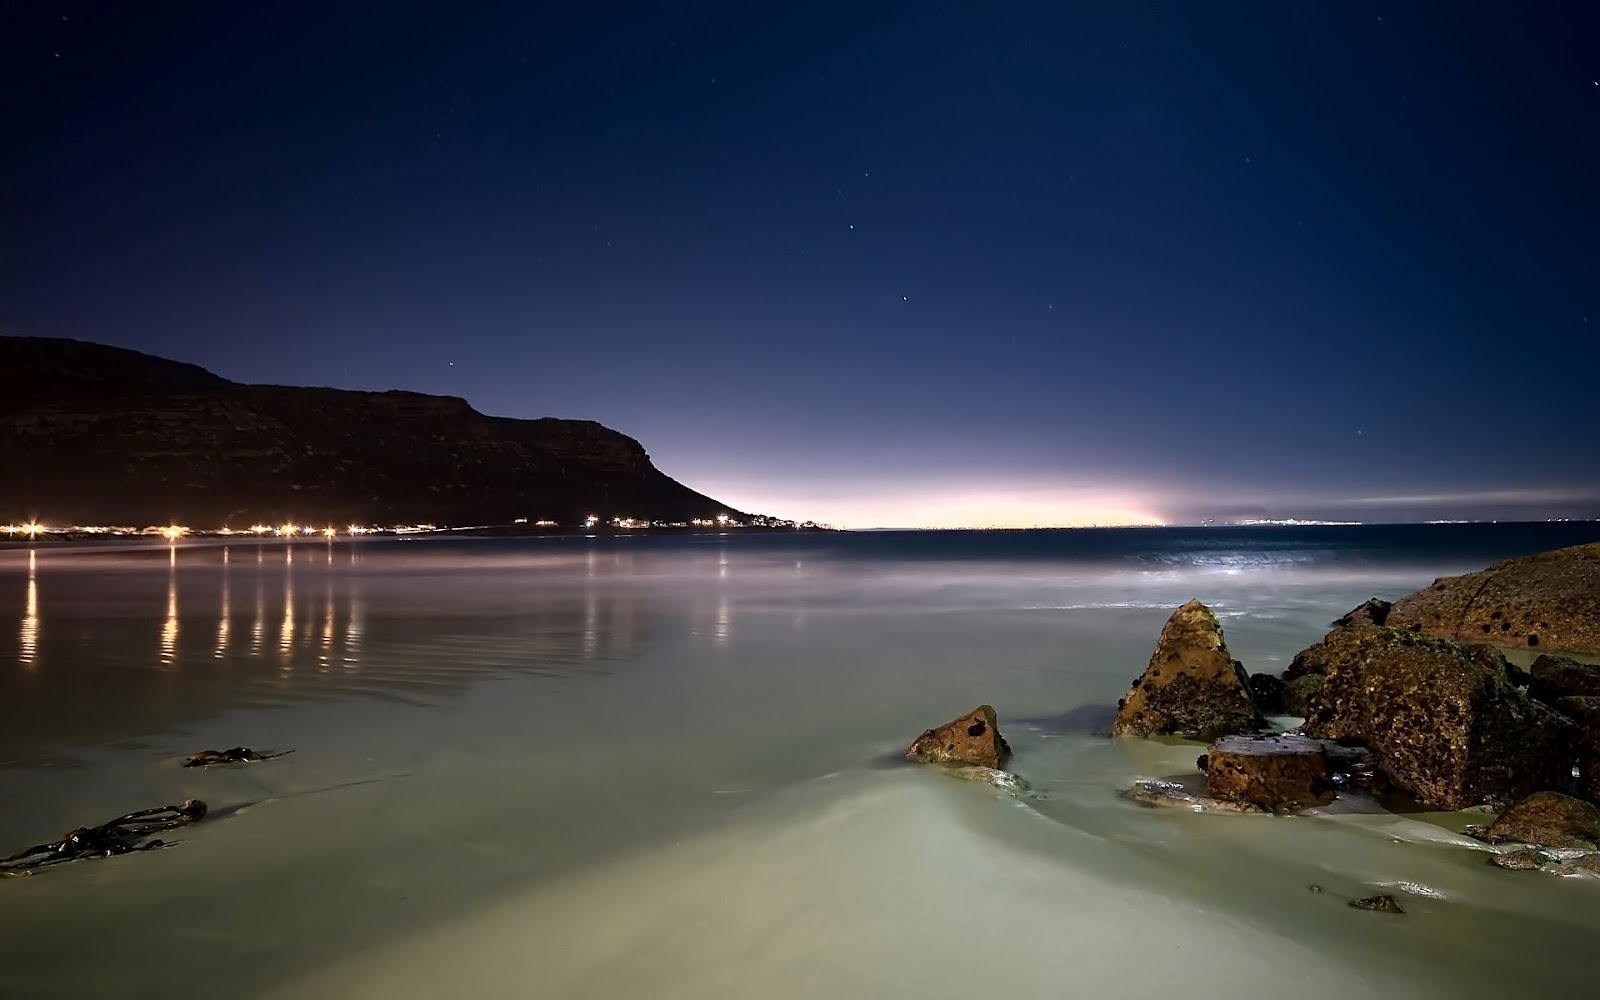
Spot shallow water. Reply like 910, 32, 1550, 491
2, 526, 1599, 998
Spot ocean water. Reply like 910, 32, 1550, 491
2, 524, 1599, 999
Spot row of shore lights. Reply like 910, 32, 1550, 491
3, 522, 372, 540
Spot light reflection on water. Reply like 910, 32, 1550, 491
18, 549, 38, 669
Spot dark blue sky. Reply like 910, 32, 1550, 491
3, 2, 1596, 526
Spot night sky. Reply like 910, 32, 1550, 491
3, 2, 1596, 527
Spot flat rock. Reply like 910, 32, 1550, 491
1386, 543, 1600, 655
945, 766, 1031, 794
906, 705, 1011, 768
1121, 776, 1264, 814
1112, 600, 1264, 740
1204, 734, 1334, 812
1482, 792, 1600, 850
1300, 626, 1576, 809
1490, 848, 1548, 871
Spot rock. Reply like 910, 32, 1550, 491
945, 765, 1031, 794
1248, 673, 1288, 714
1549, 855, 1600, 877
1482, 792, 1600, 850
1283, 674, 1325, 717
1527, 654, 1600, 702
1121, 776, 1265, 814
1111, 600, 1264, 739
906, 705, 1011, 768
1332, 598, 1392, 628
1322, 742, 1389, 796
1300, 626, 1577, 809
1349, 894, 1404, 914
1490, 848, 1548, 871
1204, 734, 1335, 812
1386, 543, 1600, 655
1551, 696, 1600, 803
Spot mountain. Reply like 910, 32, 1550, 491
0, 336, 747, 529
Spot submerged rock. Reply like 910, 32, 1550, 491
1490, 848, 1548, 871
1121, 776, 1264, 814
1299, 626, 1576, 810
1481, 792, 1600, 850
1386, 543, 1600, 655
1204, 734, 1334, 812
1549, 855, 1600, 878
1112, 600, 1264, 740
1349, 894, 1404, 914
906, 705, 1011, 768
1332, 598, 1392, 629
945, 766, 1031, 794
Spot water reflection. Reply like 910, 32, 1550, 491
159, 547, 178, 668
19, 550, 38, 669
216, 547, 231, 659
279, 548, 295, 667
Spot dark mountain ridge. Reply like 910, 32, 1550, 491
0, 336, 745, 528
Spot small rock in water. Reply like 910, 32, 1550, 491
1349, 894, 1405, 914
1121, 777, 1264, 814
945, 766, 1031, 793
1306, 884, 1324, 894
1490, 848, 1548, 871
1547, 855, 1600, 878
906, 705, 1011, 768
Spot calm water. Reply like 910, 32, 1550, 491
3, 524, 1600, 998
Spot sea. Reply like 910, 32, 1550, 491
2, 523, 1599, 999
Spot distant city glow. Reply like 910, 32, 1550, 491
160, 525, 189, 540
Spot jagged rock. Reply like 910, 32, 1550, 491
1386, 543, 1600, 655
1527, 654, 1600, 701
1332, 598, 1392, 628
1300, 626, 1576, 809
945, 766, 1031, 793
1248, 674, 1288, 714
1490, 848, 1548, 870
1121, 776, 1264, 814
1283, 674, 1325, 717
1112, 600, 1264, 739
906, 705, 1011, 768
1480, 792, 1600, 850
1349, 894, 1404, 914
1204, 735, 1334, 812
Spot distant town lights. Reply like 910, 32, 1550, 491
160, 525, 189, 541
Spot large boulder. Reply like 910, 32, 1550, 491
906, 705, 1011, 768
1479, 792, 1600, 850
1204, 735, 1334, 812
1112, 600, 1264, 739
1386, 543, 1600, 654
1300, 626, 1576, 809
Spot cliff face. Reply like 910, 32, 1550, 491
0, 336, 740, 527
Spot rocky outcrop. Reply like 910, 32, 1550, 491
1247, 674, 1288, 715
0, 336, 746, 527
1386, 544, 1600, 655
906, 705, 1011, 768
1112, 600, 1264, 740
1332, 598, 1392, 628
1282, 674, 1325, 717
1477, 792, 1600, 850
1204, 735, 1334, 812
1300, 626, 1576, 809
